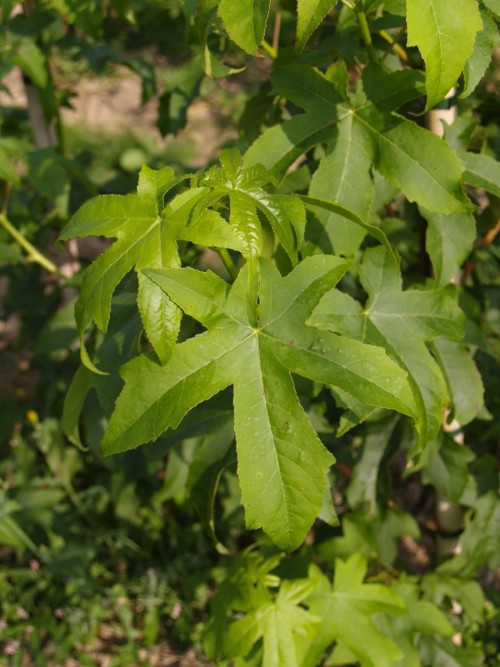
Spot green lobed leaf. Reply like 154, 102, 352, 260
202, 149, 303, 263
296, 0, 337, 51
406, 0, 482, 110
247, 65, 470, 214
218, 0, 270, 55
310, 246, 465, 445
103, 256, 417, 549
302, 554, 406, 667
224, 580, 320, 666
59, 163, 247, 361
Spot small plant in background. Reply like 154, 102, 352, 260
1, 1, 499, 665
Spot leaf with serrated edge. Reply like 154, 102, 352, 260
218, 0, 270, 55
59, 167, 247, 341
432, 338, 484, 425
302, 554, 406, 667
102, 256, 417, 550
247, 66, 470, 214
296, 0, 337, 51
460, 150, 500, 197
462, 8, 499, 98
308, 114, 374, 257
223, 579, 319, 666
310, 246, 464, 446
202, 148, 301, 263
137, 272, 181, 364
407, 0, 482, 110
422, 209, 476, 287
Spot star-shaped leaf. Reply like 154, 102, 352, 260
301, 553, 407, 667
201, 148, 305, 263
246, 65, 471, 215
59, 164, 247, 363
102, 255, 417, 549
309, 246, 465, 446
223, 579, 320, 667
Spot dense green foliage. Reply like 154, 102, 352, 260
1, 1, 499, 665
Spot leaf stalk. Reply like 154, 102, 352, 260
0, 213, 63, 277
356, 9, 378, 63
218, 247, 239, 280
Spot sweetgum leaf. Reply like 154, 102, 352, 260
302, 554, 406, 667
246, 65, 470, 214
310, 246, 464, 446
201, 148, 303, 263
223, 579, 320, 667
102, 256, 417, 550
406, 0, 482, 110
59, 164, 247, 363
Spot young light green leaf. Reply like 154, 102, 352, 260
310, 246, 464, 446
224, 579, 320, 666
296, 0, 337, 51
59, 163, 247, 363
462, 7, 499, 98
218, 0, 270, 55
406, 0, 482, 110
60, 194, 177, 334
103, 256, 417, 549
202, 148, 303, 263
302, 554, 406, 667
422, 209, 476, 287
